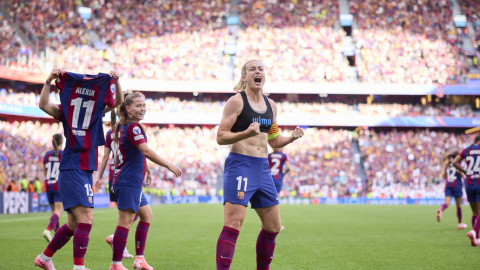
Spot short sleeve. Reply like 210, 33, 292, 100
459, 148, 466, 158
284, 154, 288, 162
127, 123, 146, 146
104, 78, 116, 108
55, 73, 68, 92
53, 104, 65, 122
43, 153, 48, 164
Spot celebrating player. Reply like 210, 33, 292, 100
436, 151, 467, 229
453, 135, 480, 246
35, 68, 123, 270
41, 134, 64, 242
95, 109, 135, 259
109, 92, 181, 270
215, 60, 304, 270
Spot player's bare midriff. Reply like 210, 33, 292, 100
230, 133, 268, 158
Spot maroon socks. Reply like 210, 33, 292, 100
135, 221, 150, 256
216, 226, 239, 270
73, 223, 92, 266
256, 228, 278, 270
44, 223, 74, 257
112, 226, 129, 262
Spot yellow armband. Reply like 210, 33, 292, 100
268, 124, 280, 139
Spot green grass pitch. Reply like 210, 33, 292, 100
0, 204, 478, 269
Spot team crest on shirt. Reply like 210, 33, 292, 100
237, 191, 244, 199
133, 126, 142, 135
110, 84, 116, 94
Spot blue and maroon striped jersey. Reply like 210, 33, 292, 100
113, 123, 147, 188
43, 149, 63, 191
268, 151, 288, 180
445, 163, 462, 188
54, 72, 116, 171
460, 143, 480, 185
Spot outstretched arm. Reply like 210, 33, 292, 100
137, 143, 182, 177
39, 69, 63, 117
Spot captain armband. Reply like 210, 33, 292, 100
268, 124, 280, 140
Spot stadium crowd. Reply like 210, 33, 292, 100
1, 0, 478, 83
0, 120, 472, 199
360, 129, 471, 199
0, 90, 476, 118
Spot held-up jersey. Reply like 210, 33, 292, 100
268, 151, 288, 180
445, 163, 462, 188
54, 72, 116, 171
460, 144, 480, 185
113, 123, 147, 188
44, 149, 63, 191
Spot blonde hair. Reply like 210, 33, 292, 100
114, 92, 146, 143
233, 59, 262, 92
52, 134, 63, 157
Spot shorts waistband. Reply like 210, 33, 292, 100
228, 152, 268, 163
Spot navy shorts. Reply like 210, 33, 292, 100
445, 186, 462, 198
108, 180, 117, 202
113, 185, 148, 213
46, 190, 62, 205
223, 153, 279, 209
58, 169, 94, 212
466, 184, 480, 203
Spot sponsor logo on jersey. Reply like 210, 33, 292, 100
72, 129, 86, 136
134, 135, 144, 141
237, 191, 244, 199
252, 116, 272, 127
133, 126, 142, 135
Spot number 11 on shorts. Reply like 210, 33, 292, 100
236, 176, 248, 192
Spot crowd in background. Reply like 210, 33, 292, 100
0, 119, 474, 200
0, 90, 476, 118
1, 0, 477, 83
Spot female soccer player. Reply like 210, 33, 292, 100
436, 151, 467, 229
35, 68, 123, 270
95, 110, 134, 259
109, 92, 181, 270
453, 135, 480, 246
215, 60, 304, 269
41, 134, 64, 242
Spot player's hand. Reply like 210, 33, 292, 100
94, 179, 102, 190
246, 122, 261, 137
290, 126, 304, 141
109, 70, 120, 81
145, 171, 153, 185
47, 68, 64, 82
168, 164, 182, 177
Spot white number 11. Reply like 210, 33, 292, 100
71, 98, 95, 129
236, 176, 248, 191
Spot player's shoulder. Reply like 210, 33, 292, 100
128, 122, 144, 135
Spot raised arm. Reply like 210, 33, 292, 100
105, 71, 124, 113
136, 143, 181, 177
267, 100, 304, 149
39, 69, 63, 118
216, 94, 260, 145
